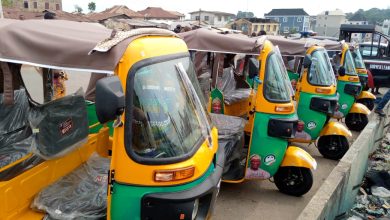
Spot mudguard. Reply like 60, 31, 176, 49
357, 91, 376, 100
349, 103, 371, 115
319, 121, 352, 137
280, 146, 317, 170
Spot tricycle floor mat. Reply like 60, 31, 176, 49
31, 153, 110, 220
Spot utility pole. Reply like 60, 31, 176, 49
0, 0, 4, 19
198, 8, 201, 26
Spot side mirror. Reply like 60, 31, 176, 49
248, 58, 259, 79
338, 66, 346, 76
95, 76, 125, 124
303, 55, 312, 68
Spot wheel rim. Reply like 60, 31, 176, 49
282, 168, 303, 187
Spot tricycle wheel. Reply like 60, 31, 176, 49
345, 113, 368, 131
356, 98, 374, 111
318, 135, 349, 160
274, 167, 313, 197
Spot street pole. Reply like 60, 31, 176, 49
198, 8, 201, 26
0, 0, 4, 19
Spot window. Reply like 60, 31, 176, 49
24, 1, 29, 9
253, 25, 258, 32
56, 4, 60, 10
297, 17, 302, 22
296, 27, 299, 31
33, 2, 38, 9
384, 25, 389, 28
283, 17, 287, 22
343, 50, 358, 76
308, 50, 335, 86
266, 25, 270, 31
284, 27, 289, 32
204, 16, 209, 21
45, 2, 49, 9
275, 17, 279, 22
273, 25, 277, 31
264, 53, 291, 102
195, 16, 200, 21
260, 25, 264, 30
218, 16, 222, 21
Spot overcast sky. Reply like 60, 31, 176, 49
63, 0, 389, 17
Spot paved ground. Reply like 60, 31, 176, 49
20, 65, 372, 220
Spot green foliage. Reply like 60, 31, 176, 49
74, 4, 83, 13
237, 11, 255, 19
2, 0, 13, 7
347, 8, 390, 25
88, 2, 96, 12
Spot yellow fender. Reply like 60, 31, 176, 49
357, 91, 376, 100
280, 146, 317, 170
319, 121, 352, 137
349, 103, 371, 115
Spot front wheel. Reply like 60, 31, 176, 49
318, 135, 349, 160
357, 98, 375, 111
345, 113, 369, 131
274, 167, 313, 196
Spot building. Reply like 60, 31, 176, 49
264, 8, 310, 34
345, 13, 370, 42
87, 5, 143, 23
7, 0, 62, 11
168, 11, 185, 21
3, 7, 91, 21
383, 20, 390, 36
226, 18, 279, 36
315, 9, 347, 37
138, 7, 182, 21
188, 10, 235, 28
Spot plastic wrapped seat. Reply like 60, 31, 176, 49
32, 153, 110, 219
217, 67, 251, 105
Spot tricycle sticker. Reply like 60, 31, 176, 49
264, 154, 276, 166
245, 154, 271, 179
341, 104, 348, 110
59, 118, 73, 136
307, 121, 317, 130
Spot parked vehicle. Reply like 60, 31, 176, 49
0, 19, 222, 220
180, 29, 317, 196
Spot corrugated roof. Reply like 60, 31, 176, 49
3, 7, 92, 22
87, 5, 143, 22
138, 7, 181, 19
168, 11, 185, 17
188, 10, 235, 16
265, 8, 309, 16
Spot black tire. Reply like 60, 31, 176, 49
345, 113, 369, 131
274, 167, 313, 197
318, 135, 349, 160
356, 98, 375, 111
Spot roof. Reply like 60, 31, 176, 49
168, 11, 185, 17
188, 10, 235, 16
318, 9, 345, 16
87, 5, 143, 21
0, 19, 177, 73
265, 8, 309, 16
115, 18, 159, 27
138, 7, 181, 19
3, 8, 92, 22
340, 24, 376, 33
178, 28, 261, 55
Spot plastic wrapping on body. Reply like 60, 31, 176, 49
29, 89, 89, 160
217, 67, 251, 105
197, 72, 211, 103
32, 153, 110, 219
0, 136, 33, 169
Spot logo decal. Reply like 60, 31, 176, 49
341, 104, 348, 110
307, 121, 317, 130
264, 154, 276, 166
59, 118, 73, 136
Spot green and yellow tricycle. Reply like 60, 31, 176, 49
180, 29, 317, 196
0, 20, 222, 220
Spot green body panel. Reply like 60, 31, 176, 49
287, 70, 299, 82
247, 112, 295, 177
210, 88, 224, 114
357, 73, 366, 94
86, 101, 114, 135
337, 80, 357, 116
110, 164, 215, 220
296, 92, 329, 139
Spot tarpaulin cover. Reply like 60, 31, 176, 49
29, 89, 88, 159
32, 153, 110, 219
210, 113, 246, 174
217, 67, 251, 105
0, 89, 32, 169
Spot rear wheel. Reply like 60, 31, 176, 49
357, 98, 375, 111
345, 113, 368, 131
318, 135, 349, 160
274, 167, 313, 197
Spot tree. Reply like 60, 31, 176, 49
237, 11, 255, 19
88, 2, 96, 13
2, 0, 13, 7
74, 4, 83, 13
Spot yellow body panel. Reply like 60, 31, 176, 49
356, 68, 368, 75
254, 40, 295, 115
338, 74, 360, 82
111, 36, 218, 187
357, 91, 376, 100
0, 130, 109, 220
349, 102, 371, 115
319, 121, 352, 137
224, 98, 250, 117
280, 146, 317, 170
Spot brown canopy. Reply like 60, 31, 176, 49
178, 28, 261, 55
0, 19, 175, 74
266, 36, 342, 56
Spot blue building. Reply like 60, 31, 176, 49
265, 8, 310, 34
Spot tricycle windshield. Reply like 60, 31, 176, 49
264, 52, 291, 103
343, 50, 358, 76
308, 50, 335, 87
127, 57, 211, 161
352, 48, 366, 69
